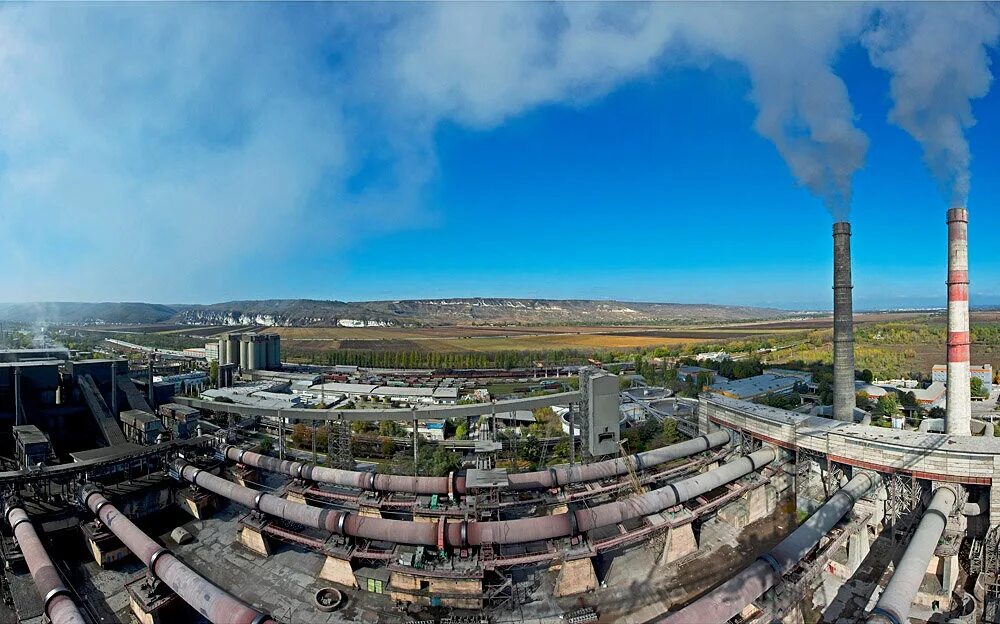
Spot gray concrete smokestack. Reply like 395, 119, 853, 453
946, 208, 971, 436
833, 222, 856, 422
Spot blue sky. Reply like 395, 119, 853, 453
0, 3, 997, 310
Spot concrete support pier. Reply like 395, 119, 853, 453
125, 576, 182, 624
176, 487, 216, 519
657, 523, 698, 566
81, 521, 130, 567
238, 516, 271, 557
553, 557, 598, 596
318, 556, 358, 588
847, 529, 871, 575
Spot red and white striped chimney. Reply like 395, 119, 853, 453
946, 207, 971, 436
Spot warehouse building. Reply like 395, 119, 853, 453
306, 382, 459, 405
708, 373, 801, 401
932, 363, 993, 392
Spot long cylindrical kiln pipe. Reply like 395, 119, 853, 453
868, 485, 957, 624
80, 487, 273, 624
225, 430, 731, 496
833, 221, 856, 423
946, 208, 972, 436
662, 470, 881, 624
176, 447, 773, 548
5, 505, 86, 624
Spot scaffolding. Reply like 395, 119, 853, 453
327, 417, 354, 470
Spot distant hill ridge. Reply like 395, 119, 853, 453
0, 298, 794, 326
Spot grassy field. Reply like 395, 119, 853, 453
268, 323, 814, 353
76, 310, 1000, 379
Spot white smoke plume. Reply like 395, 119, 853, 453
864, 2, 1000, 206
382, 3, 871, 220
674, 4, 870, 220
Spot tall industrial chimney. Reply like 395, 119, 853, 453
833, 222, 856, 422
946, 208, 971, 435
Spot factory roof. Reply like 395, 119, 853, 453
13, 425, 48, 445
709, 374, 800, 400
308, 382, 459, 400
763, 368, 814, 382
311, 382, 378, 394
910, 381, 946, 403
0, 360, 61, 369
159, 402, 200, 415
0, 348, 70, 362
855, 382, 890, 398
677, 365, 713, 375
249, 370, 322, 383
933, 363, 993, 372
856, 381, 946, 405
155, 372, 209, 382
492, 410, 536, 423
120, 409, 162, 427
70, 443, 143, 462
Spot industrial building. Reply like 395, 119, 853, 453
154, 371, 209, 395
119, 409, 167, 445
856, 380, 947, 409
306, 381, 460, 405
201, 381, 301, 409
708, 373, 802, 400
675, 365, 723, 383
12, 424, 54, 468
933, 363, 994, 391
158, 403, 201, 439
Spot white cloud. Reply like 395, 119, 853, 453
0, 3, 993, 302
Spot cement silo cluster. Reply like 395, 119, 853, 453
218, 332, 281, 371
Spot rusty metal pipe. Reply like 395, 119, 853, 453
227, 430, 730, 495
175, 460, 437, 545
80, 486, 272, 624
5, 505, 85, 624
663, 470, 880, 624
573, 448, 775, 534
868, 485, 958, 624
188, 447, 772, 548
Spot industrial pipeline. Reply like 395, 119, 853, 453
80, 486, 273, 624
174, 447, 773, 548
4, 504, 86, 624
223, 430, 732, 496
868, 485, 958, 624
661, 471, 881, 624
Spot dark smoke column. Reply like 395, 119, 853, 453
833, 222, 856, 422
946, 208, 971, 435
